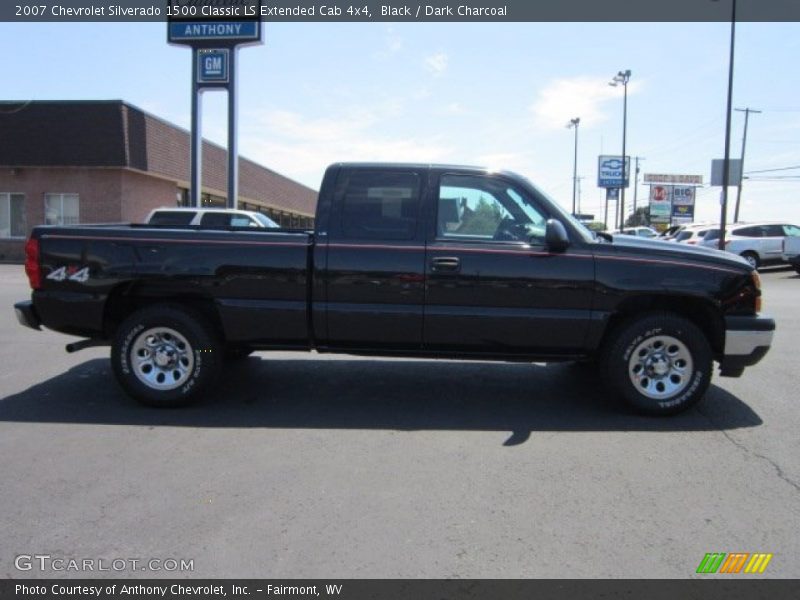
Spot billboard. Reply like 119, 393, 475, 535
643, 173, 703, 185
648, 185, 672, 224
598, 155, 630, 188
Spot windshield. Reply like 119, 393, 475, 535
253, 213, 279, 228
522, 178, 595, 243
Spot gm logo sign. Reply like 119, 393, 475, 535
198, 49, 229, 83
696, 552, 773, 574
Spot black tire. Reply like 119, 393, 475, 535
740, 251, 759, 269
111, 305, 222, 407
600, 312, 712, 416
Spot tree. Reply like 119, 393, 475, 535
625, 206, 650, 227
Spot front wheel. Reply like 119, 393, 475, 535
111, 305, 222, 407
740, 251, 759, 269
600, 312, 712, 415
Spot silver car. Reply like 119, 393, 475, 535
700, 222, 800, 268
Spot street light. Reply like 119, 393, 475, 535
567, 117, 580, 215
609, 69, 631, 230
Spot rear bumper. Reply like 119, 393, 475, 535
719, 315, 775, 377
14, 300, 41, 331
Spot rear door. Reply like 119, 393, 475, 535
423, 171, 595, 355
322, 167, 427, 350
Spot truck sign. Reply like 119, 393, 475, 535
598, 155, 630, 188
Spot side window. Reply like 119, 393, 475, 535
437, 174, 547, 244
229, 215, 256, 227
199, 212, 231, 227
733, 226, 761, 238
763, 224, 785, 237
784, 224, 800, 237
149, 211, 195, 226
340, 171, 420, 240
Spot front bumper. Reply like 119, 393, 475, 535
719, 314, 775, 377
14, 300, 41, 331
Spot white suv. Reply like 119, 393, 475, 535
145, 208, 279, 229
701, 222, 800, 268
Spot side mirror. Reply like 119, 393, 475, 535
545, 219, 570, 251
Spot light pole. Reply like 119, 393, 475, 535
567, 117, 580, 215
609, 69, 631, 229
718, 0, 736, 250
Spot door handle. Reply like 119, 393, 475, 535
430, 256, 461, 272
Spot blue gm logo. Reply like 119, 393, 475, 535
198, 49, 229, 83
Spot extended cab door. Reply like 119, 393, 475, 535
321, 167, 427, 350
423, 171, 595, 355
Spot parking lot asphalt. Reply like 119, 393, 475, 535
0, 264, 798, 579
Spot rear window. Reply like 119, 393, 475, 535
675, 230, 693, 242
148, 211, 195, 226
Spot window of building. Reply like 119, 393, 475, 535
44, 193, 79, 226
0, 193, 26, 238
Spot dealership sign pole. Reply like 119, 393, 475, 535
168, 0, 263, 209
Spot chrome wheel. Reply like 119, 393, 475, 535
130, 327, 194, 391
627, 335, 693, 400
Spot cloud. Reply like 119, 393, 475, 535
424, 52, 449, 76
443, 102, 469, 115
240, 108, 452, 188
530, 76, 642, 130
373, 26, 404, 59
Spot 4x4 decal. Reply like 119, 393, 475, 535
46, 266, 90, 283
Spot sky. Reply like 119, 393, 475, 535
3, 19, 800, 226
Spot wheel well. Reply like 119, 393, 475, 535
103, 283, 225, 342
602, 295, 725, 356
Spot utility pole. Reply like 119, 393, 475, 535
568, 118, 580, 215
733, 107, 761, 222
633, 156, 644, 213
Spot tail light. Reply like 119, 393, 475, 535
24, 237, 41, 290
752, 271, 762, 313
687, 240, 697, 245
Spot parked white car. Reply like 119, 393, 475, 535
145, 207, 279, 229
700, 222, 800, 268
616, 226, 659, 238
672, 224, 719, 246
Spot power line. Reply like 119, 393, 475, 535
745, 165, 800, 174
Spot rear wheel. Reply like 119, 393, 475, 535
111, 305, 222, 407
740, 251, 759, 269
600, 312, 712, 415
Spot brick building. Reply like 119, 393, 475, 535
0, 100, 317, 260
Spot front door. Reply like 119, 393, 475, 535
423, 172, 594, 356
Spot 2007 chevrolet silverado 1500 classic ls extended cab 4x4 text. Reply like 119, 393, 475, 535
14, 163, 775, 415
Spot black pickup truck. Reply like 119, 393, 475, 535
15, 163, 775, 415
